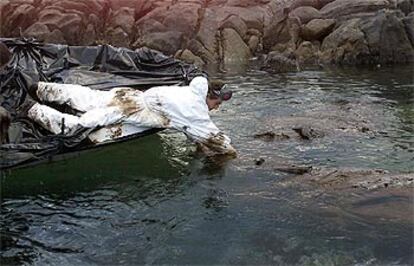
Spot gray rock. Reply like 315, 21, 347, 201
301, 18, 336, 41
134, 31, 183, 56
175, 49, 205, 68
321, 0, 390, 20
262, 51, 299, 73
295, 41, 320, 64
289, 6, 322, 24
220, 28, 252, 68
220, 15, 248, 39
321, 10, 414, 64
287, 0, 322, 11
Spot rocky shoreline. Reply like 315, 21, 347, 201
1, 0, 413, 71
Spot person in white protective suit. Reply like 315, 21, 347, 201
22, 76, 237, 156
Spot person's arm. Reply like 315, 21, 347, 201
177, 116, 237, 157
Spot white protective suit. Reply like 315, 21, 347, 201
27, 77, 235, 154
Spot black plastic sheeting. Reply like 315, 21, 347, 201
0, 38, 204, 170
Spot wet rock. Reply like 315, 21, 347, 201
220, 28, 252, 69
255, 157, 265, 166
274, 165, 313, 175
254, 131, 290, 141
301, 18, 336, 41
293, 125, 324, 139
262, 51, 299, 73
321, 10, 414, 64
294, 41, 320, 64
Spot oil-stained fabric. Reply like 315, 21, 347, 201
29, 77, 234, 153
0, 38, 204, 169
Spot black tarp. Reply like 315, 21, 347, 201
0, 38, 204, 169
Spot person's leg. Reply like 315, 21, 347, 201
35, 82, 113, 112
28, 103, 81, 135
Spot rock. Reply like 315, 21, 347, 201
254, 131, 290, 141
287, 0, 322, 11
187, 39, 216, 64
135, 18, 167, 35
222, 6, 268, 30
255, 158, 265, 166
321, 18, 370, 64
23, 23, 51, 41
162, 3, 201, 36
220, 28, 252, 68
37, 9, 84, 44
295, 41, 320, 64
403, 12, 414, 46
293, 125, 324, 139
248, 35, 260, 52
134, 31, 183, 56
196, 8, 223, 57
320, 0, 390, 20
360, 10, 414, 63
220, 15, 248, 39
3, 3, 37, 36
274, 165, 313, 174
262, 51, 298, 73
105, 27, 131, 48
321, 10, 414, 64
107, 7, 135, 35
263, 16, 291, 50
393, 0, 414, 15
176, 49, 205, 68
301, 18, 336, 41
289, 6, 322, 24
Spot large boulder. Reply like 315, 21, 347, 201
320, 0, 390, 20
220, 15, 248, 40
289, 6, 322, 24
321, 10, 414, 64
359, 10, 414, 63
162, 3, 201, 36
220, 28, 252, 68
301, 18, 336, 41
